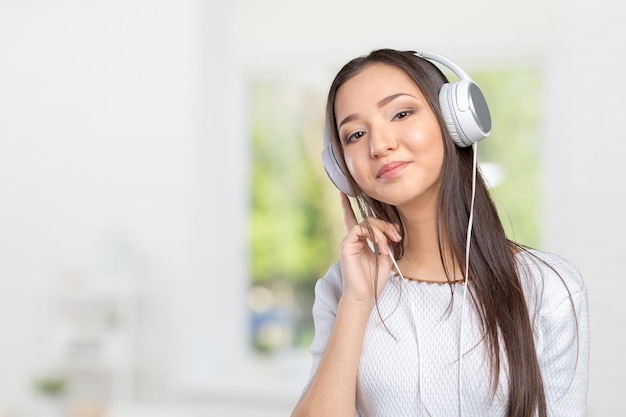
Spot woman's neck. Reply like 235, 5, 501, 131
396, 207, 462, 283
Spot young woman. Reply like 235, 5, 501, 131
291, 49, 589, 417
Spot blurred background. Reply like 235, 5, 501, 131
0, 0, 624, 416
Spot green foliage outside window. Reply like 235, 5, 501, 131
473, 68, 542, 247
250, 81, 340, 286
249, 80, 341, 352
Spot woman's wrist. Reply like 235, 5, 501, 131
337, 296, 375, 318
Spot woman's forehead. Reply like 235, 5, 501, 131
334, 63, 424, 115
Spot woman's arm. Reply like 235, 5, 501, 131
290, 296, 372, 417
530, 253, 590, 417
541, 286, 590, 417
291, 194, 401, 417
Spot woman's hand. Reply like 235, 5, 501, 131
339, 193, 402, 307
291, 193, 400, 417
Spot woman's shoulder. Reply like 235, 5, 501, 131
319, 260, 343, 286
515, 248, 587, 312
516, 248, 584, 287
313, 261, 344, 306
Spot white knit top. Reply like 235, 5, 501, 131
304, 249, 589, 416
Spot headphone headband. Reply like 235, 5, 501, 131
415, 50, 472, 81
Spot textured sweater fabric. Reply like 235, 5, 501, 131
304, 249, 589, 416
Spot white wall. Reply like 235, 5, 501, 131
543, 0, 626, 415
0, 0, 201, 408
0, 0, 623, 415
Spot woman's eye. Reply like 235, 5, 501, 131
346, 131, 365, 144
394, 110, 412, 120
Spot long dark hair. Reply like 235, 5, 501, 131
325, 49, 547, 417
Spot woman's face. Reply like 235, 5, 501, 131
334, 63, 445, 213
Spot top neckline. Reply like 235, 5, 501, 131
390, 248, 529, 285
391, 271, 466, 285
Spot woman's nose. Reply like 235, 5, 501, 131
369, 127, 397, 157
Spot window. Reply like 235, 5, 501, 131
248, 79, 339, 353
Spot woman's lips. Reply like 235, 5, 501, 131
377, 161, 409, 179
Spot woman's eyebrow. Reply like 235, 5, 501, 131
377, 93, 417, 108
337, 93, 418, 130
338, 113, 358, 130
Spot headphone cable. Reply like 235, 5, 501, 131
459, 142, 478, 416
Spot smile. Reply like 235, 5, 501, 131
377, 161, 409, 179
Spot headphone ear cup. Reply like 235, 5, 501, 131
439, 83, 465, 147
439, 80, 492, 147
322, 126, 355, 196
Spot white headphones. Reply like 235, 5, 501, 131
321, 49, 492, 196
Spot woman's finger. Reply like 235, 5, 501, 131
345, 218, 402, 257
362, 218, 403, 246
